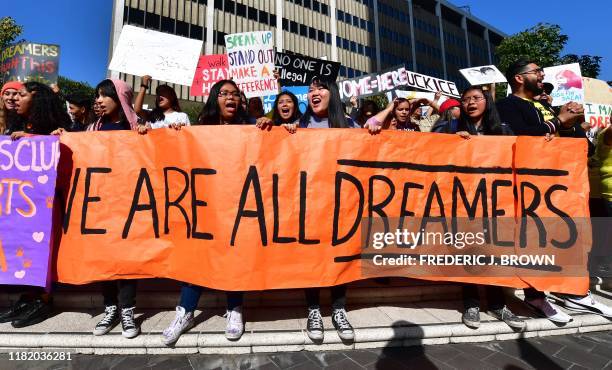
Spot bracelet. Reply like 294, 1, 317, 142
140, 84, 149, 89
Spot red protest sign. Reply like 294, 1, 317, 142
189, 54, 229, 96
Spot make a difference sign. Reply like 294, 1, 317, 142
225, 31, 277, 98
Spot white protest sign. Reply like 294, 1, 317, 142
108, 25, 203, 86
339, 65, 459, 101
225, 31, 277, 98
584, 102, 612, 142
459, 65, 507, 85
543, 63, 584, 106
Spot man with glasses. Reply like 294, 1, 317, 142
496, 59, 584, 136
496, 59, 612, 322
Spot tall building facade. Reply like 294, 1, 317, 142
109, 0, 505, 102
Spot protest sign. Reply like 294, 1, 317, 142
1, 42, 60, 84
55, 128, 590, 295
459, 65, 507, 85
386, 90, 449, 105
543, 63, 584, 106
108, 25, 203, 86
263, 86, 308, 114
274, 52, 340, 86
190, 54, 229, 97
225, 31, 277, 98
583, 77, 612, 105
584, 103, 612, 142
0, 136, 60, 287
339, 65, 459, 101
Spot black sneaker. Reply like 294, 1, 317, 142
93, 305, 119, 336
491, 306, 526, 331
10, 299, 52, 328
121, 307, 140, 339
331, 308, 354, 341
306, 308, 324, 341
0, 299, 30, 323
462, 307, 480, 329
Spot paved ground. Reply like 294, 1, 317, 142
1, 332, 611, 370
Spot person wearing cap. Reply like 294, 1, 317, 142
1, 81, 26, 134
408, 91, 443, 132
430, 98, 461, 133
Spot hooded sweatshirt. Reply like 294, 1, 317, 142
88, 79, 139, 131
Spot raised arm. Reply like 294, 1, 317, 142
134, 75, 152, 121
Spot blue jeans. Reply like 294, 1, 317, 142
179, 284, 243, 313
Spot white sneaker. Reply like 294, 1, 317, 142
225, 306, 244, 341
525, 297, 572, 323
162, 306, 195, 345
564, 291, 612, 318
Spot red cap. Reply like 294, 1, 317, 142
438, 99, 461, 115
1, 81, 24, 95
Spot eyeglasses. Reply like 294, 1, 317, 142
461, 96, 485, 104
518, 67, 544, 76
218, 90, 241, 99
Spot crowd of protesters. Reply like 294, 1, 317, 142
1, 55, 611, 347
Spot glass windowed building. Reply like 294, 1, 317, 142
109, 0, 505, 101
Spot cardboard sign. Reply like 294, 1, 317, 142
108, 25, 203, 86
54, 128, 590, 295
459, 65, 507, 85
225, 31, 277, 98
1, 42, 60, 84
262, 86, 309, 114
0, 136, 60, 287
190, 54, 229, 97
583, 77, 612, 105
275, 52, 340, 86
543, 63, 584, 106
339, 65, 459, 101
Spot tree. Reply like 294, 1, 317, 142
0, 17, 23, 51
559, 54, 602, 78
495, 23, 602, 79
57, 76, 95, 98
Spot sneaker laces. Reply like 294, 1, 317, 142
98, 306, 117, 326
121, 307, 136, 328
307, 309, 323, 330
332, 309, 351, 329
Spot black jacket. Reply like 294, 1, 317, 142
496, 94, 556, 136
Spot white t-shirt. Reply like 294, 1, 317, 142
150, 111, 190, 129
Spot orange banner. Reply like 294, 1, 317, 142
54, 127, 590, 294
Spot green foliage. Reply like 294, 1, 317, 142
57, 76, 95, 98
495, 23, 567, 74
559, 54, 602, 78
181, 101, 203, 124
369, 93, 389, 110
0, 17, 23, 51
495, 23, 603, 79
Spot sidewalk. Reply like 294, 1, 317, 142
1, 332, 611, 369
1, 282, 611, 355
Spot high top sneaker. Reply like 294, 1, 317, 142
120, 307, 140, 339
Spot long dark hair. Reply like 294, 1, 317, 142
198, 80, 247, 125
300, 78, 349, 128
458, 86, 503, 135
149, 84, 181, 122
21, 82, 71, 134
356, 99, 380, 126
95, 79, 128, 126
272, 91, 302, 125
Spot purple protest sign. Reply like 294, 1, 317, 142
0, 135, 60, 287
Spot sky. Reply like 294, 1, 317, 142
4, 0, 611, 86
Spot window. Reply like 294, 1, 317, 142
343, 38, 349, 50
290, 21, 298, 34
303, 0, 311, 8
224, 0, 235, 12
309, 27, 317, 40
145, 13, 160, 29
247, 7, 258, 21
337, 10, 343, 20
259, 10, 269, 25
317, 30, 325, 42
161, 16, 174, 32
300, 24, 307, 37
352, 16, 359, 27
320, 4, 328, 15
214, 0, 222, 10
270, 14, 276, 25
190, 25, 203, 40
176, 21, 189, 37
360, 19, 366, 29
282, 19, 289, 31
128, 8, 144, 26
350, 41, 356, 52
236, 3, 246, 17
358, 44, 364, 55
312, 0, 320, 12
340, 66, 347, 77
326, 33, 331, 44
